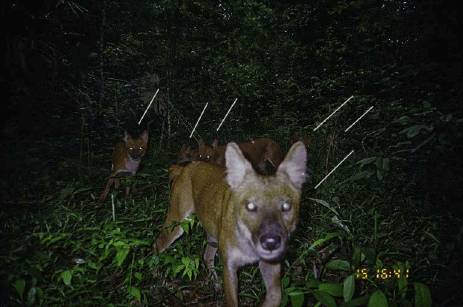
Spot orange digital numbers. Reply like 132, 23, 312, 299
355, 267, 410, 280
355, 268, 368, 280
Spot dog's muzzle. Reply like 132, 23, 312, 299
260, 233, 282, 251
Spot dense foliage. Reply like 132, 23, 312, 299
1, 0, 462, 306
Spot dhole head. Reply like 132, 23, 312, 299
198, 139, 215, 162
177, 144, 198, 164
225, 141, 307, 261
124, 130, 149, 160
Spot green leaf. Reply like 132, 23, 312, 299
382, 158, 390, 171
398, 298, 413, 307
347, 170, 374, 181
13, 279, 26, 300
352, 247, 362, 267
395, 263, 408, 297
180, 220, 190, 233
343, 275, 355, 302
88, 261, 101, 271
128, 286, 141, 301
180, 216, 195, 234
281, 276, 290, 288
134, 272, 143, 281
35, 287, 43, 304
399, 125, 432, 139
368, 290, 388, 307
281, 292, 289, 307
314, 290, 337, 307
181, 256, 190, 267
115, 246, 130, 266
375, 158, 383, 170
173, 264, 185, 275
113, 240, 127, 247
60, 270, 72, 286
393, 115, 410, 125
26, 287, 37, 306
331, 216, 350, 233
309, 232, 340, 250
309, 198, 340, 216
306, 278, 320, 289
342, 295, 369, 307
376, 169, 383, 181
326, 259, 351, 271
290, 291, 305, 307
414, 282, 431, 307
362, 248, 376, 265
357, 157, 376, 167
319, 283, 343, 297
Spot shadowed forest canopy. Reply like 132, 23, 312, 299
1, 0, 462, 306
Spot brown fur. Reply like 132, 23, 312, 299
98, 130, 149, 202
154, 142, 308, 306
176, 144, 199, 165
198, 138, 284, 175
197, 139, 215, 162
168, 164, 183, 186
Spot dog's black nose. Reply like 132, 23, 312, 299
260, 234, 281, 251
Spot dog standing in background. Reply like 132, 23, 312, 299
198, 138, 284, 175
99, 130, 149, 202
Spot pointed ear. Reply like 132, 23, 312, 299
179, 144, 187, 153
185, 146, 193, 155
212, 139, 219, 148
277, 141, 307, 189
302, 136, 311, 147
290, 132, 299, 144
197, 139, 204, 151
140, 130, 149, 143
124, 131, 130, 143
225, 142, 254, 190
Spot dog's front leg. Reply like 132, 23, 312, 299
223, 261, 239, 306
99, 177, 114, 202
259, 261, 281, 307
203, 241, 220, 290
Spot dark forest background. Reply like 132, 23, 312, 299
1, 0, 462, 306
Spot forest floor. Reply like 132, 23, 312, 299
0, 135, 455, 306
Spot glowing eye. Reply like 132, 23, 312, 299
129, 147, 133, 151
246, 202, 257, 211
282, 202, 291, 212
206, 155, 210, 159
139, 147, 143, 150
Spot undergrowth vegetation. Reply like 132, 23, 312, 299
1, 105, 443, 306
2, 0, 462, 306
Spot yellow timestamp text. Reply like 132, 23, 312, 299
355, 267, 410, 280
